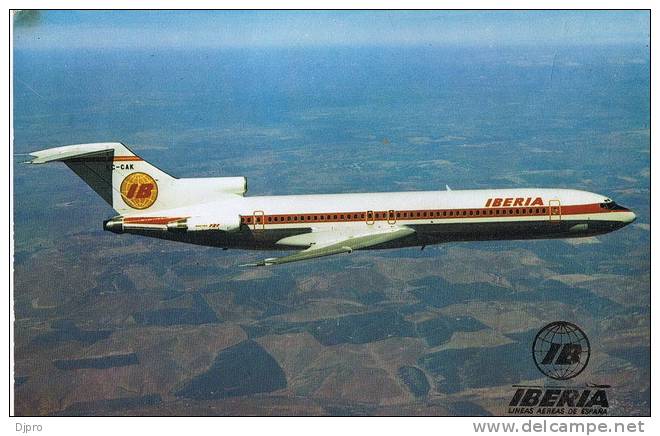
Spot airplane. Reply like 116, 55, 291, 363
27, 142, 637, 266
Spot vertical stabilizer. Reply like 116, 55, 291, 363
28, 142, 175, 214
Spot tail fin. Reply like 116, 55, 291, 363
28, 142, 175, 214
29, 142, 247, 215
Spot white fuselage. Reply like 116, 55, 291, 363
114, 187, 636, 251
30, 143, 637, 264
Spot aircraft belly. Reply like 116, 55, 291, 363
410, 219, 623, 244
122, 219, 623, 250
123, 226, 310, 250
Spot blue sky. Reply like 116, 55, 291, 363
13, 10, 650, 49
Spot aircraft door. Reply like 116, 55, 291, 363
548, 200, 561, 222
366, 210, 375, 225
387, 210, 397, 224
253, 210, 265, 231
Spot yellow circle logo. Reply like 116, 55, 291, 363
120, 172, 158, 209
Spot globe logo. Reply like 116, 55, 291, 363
532, 321, 590, 380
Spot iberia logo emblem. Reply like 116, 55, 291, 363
120, 172, 158, 209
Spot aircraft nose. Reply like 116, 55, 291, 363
621, 210, 636, 224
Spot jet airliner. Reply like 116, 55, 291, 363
28, 142, 636, 266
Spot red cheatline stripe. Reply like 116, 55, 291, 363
122, 204, 625, 228
113, 156, 143, 161
123, 217, 183, 225
239, 203, 623, 225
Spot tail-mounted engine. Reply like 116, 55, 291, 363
104, 214, 240, 234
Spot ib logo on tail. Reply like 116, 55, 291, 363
120, 172, 158, 209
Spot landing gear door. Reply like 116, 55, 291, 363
549, 200, 561, 222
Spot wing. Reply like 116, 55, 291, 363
241, 226, 415, 266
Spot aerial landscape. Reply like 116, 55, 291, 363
12, 11, 650, 416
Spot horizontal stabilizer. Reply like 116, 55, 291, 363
28, 142, 128, 164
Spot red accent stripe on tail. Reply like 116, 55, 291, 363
113, 156, 143, 162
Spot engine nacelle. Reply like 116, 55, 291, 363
104, 211, 241, 234
167, 214, 240, 233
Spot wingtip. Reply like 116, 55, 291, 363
14, 153, 38, 164
239, 260, 270, 267
240, 257, 280, 267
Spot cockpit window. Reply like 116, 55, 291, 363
600, 201, 627, 210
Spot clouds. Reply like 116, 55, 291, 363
13, 10, 650, 50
